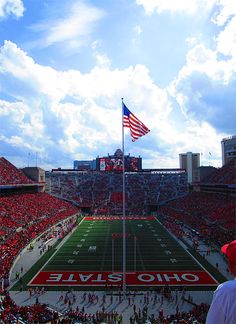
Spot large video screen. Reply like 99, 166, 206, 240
125, 157, 140, 171
99, 157, 140, 172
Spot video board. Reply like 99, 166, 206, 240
98, 156, 140, 172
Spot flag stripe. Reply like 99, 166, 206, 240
123, 103, 150, 142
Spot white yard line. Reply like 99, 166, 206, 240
154, 217, 219, 285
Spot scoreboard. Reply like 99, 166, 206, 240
97, 156, 141, 172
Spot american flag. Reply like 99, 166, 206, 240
123, 102, 150, 141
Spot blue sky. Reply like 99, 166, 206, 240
0, 0, 235, 169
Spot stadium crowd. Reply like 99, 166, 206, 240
0, 156, 235, 323
159, 191, 235, 249
0, 291, 61, 323
49, 171, 187, 215
0, 192, 78, 284
0, 158, 80, 323
202, 159, 236, 184
0, 157, 34, 185
1, 285, 212, 323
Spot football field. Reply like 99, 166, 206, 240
29, 216, 218, 288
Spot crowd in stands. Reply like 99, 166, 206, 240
0, 207, 79, 322
0, 194, 78, 320
0, 294, 210, 323
0, 157, 81, 323
159, 191, 235, 249
0, 192, 78, 284
62, 309, 122, 323
0, 291, 60, 323
0, 216, 78, 323
0, 285, 211, 323
202, 159, 236, 184
129, 302, 210, 324
0, 157, 34, 185
48, 171, 187, 215
0, 156, 235, 323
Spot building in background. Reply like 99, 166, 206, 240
96, 149, 142, 172
73, 160, 96, 171
22, 167, 45, 192
221, 135, 236, 165
22, 167, 45, 183
179, 152, 200, 184
193, 166, 216, 183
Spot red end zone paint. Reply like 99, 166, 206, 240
84, 216, 156, 221
29, 271, 218, 286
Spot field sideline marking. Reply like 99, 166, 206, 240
29, 216, 86, 286
30, 216, 218, 287
29, 270, 218, 287
154, 217, 219, 285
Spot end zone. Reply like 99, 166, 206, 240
29, 270, 219, 287
84, 216, 156, 221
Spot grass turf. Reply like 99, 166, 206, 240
11, 217, 224, 291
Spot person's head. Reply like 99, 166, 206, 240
221, 240, 236, 276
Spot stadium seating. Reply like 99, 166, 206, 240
202, 159, 236, 184
0, 157, 34, 185
0, 291, 60, 323
159, 192, 235, 248
49, 172, 188, 215
0, 156, 234, 323
0, 192, 78, 286
0, 171, 79, 322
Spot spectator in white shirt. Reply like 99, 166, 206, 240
206, 240, 236, 324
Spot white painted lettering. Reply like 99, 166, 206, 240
62, 274, 77, 282
47, 274, 63, 282
79, 274, 93, 282
181, 274, 199, 282
108, 274, 122, 282
156, 274, 163, 282
138, 274, 155, 282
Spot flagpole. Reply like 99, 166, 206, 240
121, 100, 150, 296
121, 98, 126, 297
112, 237, 114, 273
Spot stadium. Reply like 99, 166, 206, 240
0, 141, 235, 323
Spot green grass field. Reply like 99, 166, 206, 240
11, 216, 223, 290
43, 217, 202, 272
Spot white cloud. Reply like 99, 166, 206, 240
94, 52, 111, 67
91, 41, 111, 67
0, 37, 231, 169
0, 40, 70, 102
174, 43, 234, 87
170, 0, 236, 106
29, 1, 105, 49
169, 1, 236, 141
0, 41, 173, 167
185, 37, 198, 47
175, 2, 236, 78
0, 99, 45, 160
212, 0, 236, 26
136, 0, 217, 15
1, 0, 236, 169
0, 0, 24, 18
215, 15, 236, 60
0, 99, 45, 140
